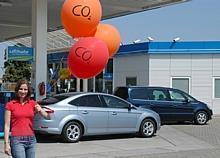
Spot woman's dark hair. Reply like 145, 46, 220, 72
15, 79, 32, 100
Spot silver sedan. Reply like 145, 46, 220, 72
34, 92, 161, 143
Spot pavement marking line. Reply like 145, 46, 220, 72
158, 135, 177, 147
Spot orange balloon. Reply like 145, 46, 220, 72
61, 0, 102, 37
93, 23, 121, 58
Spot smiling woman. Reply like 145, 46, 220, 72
3, 79, 50, 158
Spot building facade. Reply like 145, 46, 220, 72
47, 51, 113, 94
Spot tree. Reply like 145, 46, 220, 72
3, 60, 31, 82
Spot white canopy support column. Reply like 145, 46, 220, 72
93, 77, 96, 92
76, 78, 80, 92
83, 79, 88, 92
31, 0, 47, 100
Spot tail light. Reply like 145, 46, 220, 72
42, 107, 54, 113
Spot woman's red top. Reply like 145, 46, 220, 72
5, 99, 36, 136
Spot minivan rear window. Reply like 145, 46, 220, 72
114, 87, 128, 100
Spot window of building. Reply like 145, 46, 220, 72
104, 81, 113, 94
126, 77, 137, 86
103, 59, 113, 93
105, 59, 113, 73
214, 77, 220, 98
96, 72, 103, 92
171, 77, 190, 94
62, 62, 67, 68
88, 78, 94, 92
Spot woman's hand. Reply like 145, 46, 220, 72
35, 104, 42, 113
4, 142, 11, 156
35, 104, 50, 119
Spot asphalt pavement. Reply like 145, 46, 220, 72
1, 116, 220, 158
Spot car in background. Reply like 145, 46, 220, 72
0, 91, 16, 133
34, 92, 161, 143
114, 86, 213, 125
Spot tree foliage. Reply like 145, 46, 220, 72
3, 61, 31, 82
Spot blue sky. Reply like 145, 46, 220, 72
104, 0, 220, 44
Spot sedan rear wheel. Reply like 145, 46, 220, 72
139, 119, 156, 138
195, 111, 208, 125
62, 121, 82, 143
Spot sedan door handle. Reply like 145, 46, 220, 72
82, 111, 88, 114
111, 112, 117, 115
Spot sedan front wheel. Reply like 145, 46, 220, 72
139, 118, 156, 138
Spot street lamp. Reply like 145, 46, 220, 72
147, 36, 154, 42
133, 39, 141, 44
173, 37, 180, 42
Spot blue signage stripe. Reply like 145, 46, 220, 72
7, 46, 34, 61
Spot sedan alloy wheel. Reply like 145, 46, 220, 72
139, 118, 156, 137
62, 121, 82, 143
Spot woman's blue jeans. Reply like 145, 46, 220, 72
10, 136, 36, 158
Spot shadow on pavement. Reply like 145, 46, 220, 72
36, 133, 155, 143
162, 121, 211, 126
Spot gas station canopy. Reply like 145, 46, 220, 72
0, 0, 190, 100
0, 0, 189, 48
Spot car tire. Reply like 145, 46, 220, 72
195, 111, 208, 125
139, 118, 156, 138
61, 121, 82, 143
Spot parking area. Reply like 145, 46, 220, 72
1, 116, 220, 158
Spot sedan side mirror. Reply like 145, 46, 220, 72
128, 104, 134, 111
